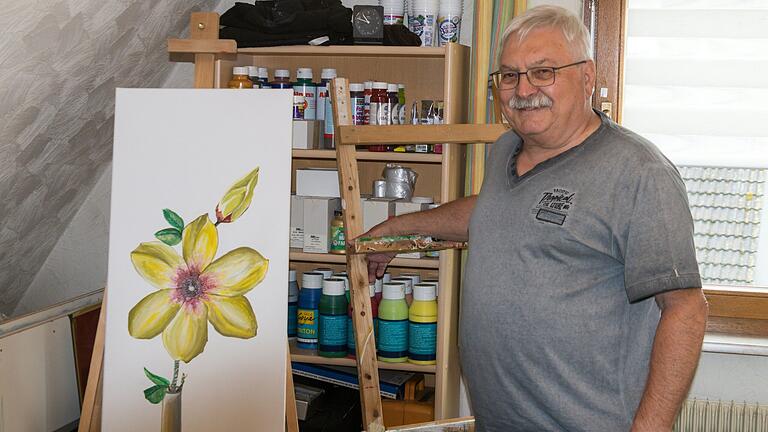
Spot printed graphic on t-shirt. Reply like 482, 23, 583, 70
531, 187, 575, 225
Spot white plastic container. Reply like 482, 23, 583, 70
409, 0, 439, 47
380, 0, 405, 25
437, 1, 462, 46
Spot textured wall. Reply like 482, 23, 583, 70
0, 0, 218, 317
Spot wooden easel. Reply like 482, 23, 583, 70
79, 11, 506, 431
329, 78, 505, 431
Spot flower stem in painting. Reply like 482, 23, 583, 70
170, 360, 180, 392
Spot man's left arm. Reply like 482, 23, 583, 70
631, 287, 708, 432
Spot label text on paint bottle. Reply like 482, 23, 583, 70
319, 314, 347, 352
408, 321, 437, 361
297, 309, 318, 343
377, 318, 409, 359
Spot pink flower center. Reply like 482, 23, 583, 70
172, 266, 213, 308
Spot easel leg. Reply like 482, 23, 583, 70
78, 291, 106, 432
285, 348, 299, 432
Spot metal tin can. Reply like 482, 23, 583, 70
373, 180, 387, 198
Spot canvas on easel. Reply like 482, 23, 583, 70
102, 88, 292, 431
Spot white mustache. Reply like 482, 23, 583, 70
508, 93, 553, 110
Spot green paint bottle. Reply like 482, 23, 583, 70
318, 278, 348, 358
377, 282, 409, 363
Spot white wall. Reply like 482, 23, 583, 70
13, 166, 112, 317
0, 317, 80, 432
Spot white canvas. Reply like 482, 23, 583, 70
103, 89, 293, 431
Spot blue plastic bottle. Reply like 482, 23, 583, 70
288, 269, 299, 339
297, 272, 324, 349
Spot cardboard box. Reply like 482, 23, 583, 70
302, 197, 341, 253
290, 195, 304, 249
362, 197, 396, 233
292, 120, 321, 149
296, 168, 340, 198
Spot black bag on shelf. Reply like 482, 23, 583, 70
220, 0, 353, 47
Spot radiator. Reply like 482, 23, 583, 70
674, 399, 768, 432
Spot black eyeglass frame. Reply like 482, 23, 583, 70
490, 60, 588, 90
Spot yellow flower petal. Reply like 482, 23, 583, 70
182, 214, 217, 271
215, 168, 259, 223
131, 242, 184, 290
128, 290, 180, 339
206, 295, 257, 338
203, 247, 269, 297
162, 303, 209, 363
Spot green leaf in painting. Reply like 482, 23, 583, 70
144, 367, 170, 387
163, 209, 185, 232
155, 228, 182, 246
144, 384, 167, 404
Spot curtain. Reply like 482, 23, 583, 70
465, 0, 524, 195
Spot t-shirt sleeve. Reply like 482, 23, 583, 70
622, 164, 702, 302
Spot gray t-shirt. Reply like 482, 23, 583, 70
460, 111, 701, 431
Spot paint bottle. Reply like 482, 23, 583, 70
288, 269, 299, 339
330, 210, 345, 254
321, 69, 338, 149
297, 272, 324, 349
293, 95, 306, 120
377, 283, 409, 363
391, 277, 414, 306
408, 283, 438, 365
257, 67, 270, 88
369, 82, 390, 152
383, 272, 392, 283
247, 66, 260, 88
347, 283, 378, 358
318, 278, 348, 358
422, 279, 439, 301
228, 67, 253, 89
332, 272, 349, 302
294, 68, 317, 120
400, 273, 422, 285
388, 83, 400, 125
397, 84, 407, 125
363, 81, 374, 125
313, 268, 334, 280
316, 68, 335, 122
374, 278, 383, 304
271, 69, 292, 89
350, 83, 366, 126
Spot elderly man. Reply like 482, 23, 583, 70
364, 5, 708, 432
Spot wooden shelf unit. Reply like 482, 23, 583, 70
290, 340, 436, 374
211, 43, 469, 420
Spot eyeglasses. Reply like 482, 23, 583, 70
490, 60, 588, 90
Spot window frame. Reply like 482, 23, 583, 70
584, 0, 768, 335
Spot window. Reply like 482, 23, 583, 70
588, 0, 768, 334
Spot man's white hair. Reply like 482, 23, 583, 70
497, 5, 592, 68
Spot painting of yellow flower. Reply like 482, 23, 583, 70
128, 214, 268, 362
127, 168, 267, 367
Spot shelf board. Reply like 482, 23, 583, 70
290, 340, 436, 373
290, 249, 439, 269
292, 149, 442, 163
237, 45, 449, 58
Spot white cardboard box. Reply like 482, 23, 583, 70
302, 196, 341, 253
292, 120, 321, 149
394, 200, 430, 258
296, 168, 340, 198
362, 197, 396, 233
290, 195, 304, 249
